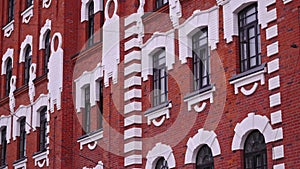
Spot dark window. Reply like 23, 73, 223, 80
5, 58, 12, 96
153, 49, 168, 107
24, 46, 32, 85
88, 1, 94, 47
156, 0, 168, 9
44, 31, 51, 74
19, 118, 26, 159
196, 145, 214, 169
0, 127, 7, 166
84, 85, 91, 133
155, 158, 169, 169
39, 107, 47, 152
238, 4, 261, 72
8, 0, 14, 22
26, 0, 33, 8
98, 80, 103, 129
192, 28, 210, 90
244, 130, 267, 169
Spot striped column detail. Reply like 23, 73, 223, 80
264, 2, 285, 169
123, 13, 143, 169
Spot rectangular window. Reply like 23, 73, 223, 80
39, 107, 47, 152
156, 0, 168, 9
238, 4, 261, 72
19, 118, 26, 159
98, 80, 103, 130
88, 2, 95, 47
192, 28, 210, 90
8, 0, 14, 22
153, 49, 168, 107
84, 86, 91, 133
0, 127, 7, 166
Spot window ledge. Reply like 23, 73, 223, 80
77, 129, 103, 150
32, 150, 49, 168
0, 165, 8, 169
184, 85, 215, 113
229, 63, 266, 96
13, 157, 27, 169
2, 20, 14, 37
144, 101, 172, 127
21, 5, 34, 24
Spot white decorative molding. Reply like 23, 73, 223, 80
146, 143, 176, 169
124, 89, 142, 101
185, 129, 221, 164
81, 0, 103, 22
267, 59, 279, 74
125, 155, 142, 166
271, 110, 282, 125
141, 31, 175, 81
48, 32, 63, 112
124, 128, 142, 140
274, 163, 285, 169
83, 161, 104, 169
230, 68, 266, 95
77, 130, 103, 150
12, 105, 32, 140
21, 5, 34, 24
0, 115, 12, 144
9, 76, 17, 113
19, 35, 33, 63
178, 7, 219, 63
169, 0, 182, 27
13, 158, 27, 169
184, 86, 215, 113
145, 102, 172, 127
102, 0, 120, 87
28, 64, 37, 104
124, 102, 142, 114
269, 93, 281, 107
2, 20, 14, 37
124, 141, 142, 153
268, 75, 280, 90
124, 76, 141, 89
124, 115, 142, 127
32, 150, 49, 167
282, 0, 292, 4
267, 41, 279, 57
43, 0, 52, 8
222, 0, 276, 43
1, 48, 14, 75
272, 145, 284, 160
266, 25, 278, 40
74, 65, 103, 112
124, 51, 141, 64
232, 113, 283, 151
124, 63, 141, 76
32, 94, 48, 131
39, 19, 51, 50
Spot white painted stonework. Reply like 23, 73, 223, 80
124, 141, 142, 153
169, 0, 182, 27
178, 7, 219, 63
28, 64, 37, 104
102, 0, 120, 87
0, 115, 12, 144
269, 93, 281, 107
124, 128, 142, 140
83, 161, 104, 169
39, 19, 51, 50
81, 0, 103, 22
124, 76, 141, 89
268, 75, 280, 90
48, 32, 63, 112
124, 63, 141, 76
282, 0, 293, 4
2, 20, 14, 37
43, 0, 52, 8
32, 150, 49, 167
146, 143, 176, 169
141, 31, 175, 81
145, 102, 172, 127
124, 51, 141, 64
19, 35, 33, 63
12, 105, 32, 140
272, 145, 284, 160
267, 58, 279, 74
267, 41, 279, 57
232, 113, 283, 151
124, 115, 142, 127
9, 76, 17, 113
266, 25, 278, 40
125, 155, 142, 166
271, 110, 282, 125
13, 158, 27, 169
21, 5, 34, 24
77, 130, 103, 150
274, 163, 285, 169
124, 102, 142, 114
75, 65, 103, 112
32, 94, 49, 131
124, 89, 142, 101
1, 48, 14, 75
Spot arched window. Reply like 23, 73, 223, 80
196, 145, 214, 169
88, 1, 94, 47
44, 31, 51, 73
24, 46, 32, 85
155, 157, 169, 169
5, 58, 12, 96
244, 130, 267, 169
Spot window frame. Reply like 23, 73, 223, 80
155, 0, 169, 9
24, 46, 32, 85
98, 80, 103, 130
196, 145, 214, 169
8, 0, 14, 22
0, 127, 7, 166
44, 31, 51, 74
87, 1, 95, 47
5, 58, 12, 96
84, 85, 91, 133
19, 117, 26, 159
155, 157, 169, 169
39, 107, 47, 152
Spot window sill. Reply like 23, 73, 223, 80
77, 128, 103, 150
21, 5, 34, 24
2, 20, 14, 37
13, 157, 27, 169
229, 63, 266, 96
144, 101, 172, 127
0, 164, 8, 169
183, 85, 215, 113
32, 150, 49, 168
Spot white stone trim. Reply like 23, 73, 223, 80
124, 51, 141, 64
32, 94, 48, 131
124, 141, 142, 153
141, 31, 175, 81
124, 128, 142, 140
145, 102, 172, 127
1, 48, 14, 75
124, 115, 142, 127
42, 0, 52, 8
32, 150, 49, 167
77, 130, 103, 150
81, 0, 103, 22
125, 102, 142, 114
178, 7, 219, 64
266, 25, 278, 40
267, 41, 279, 57
146, 143, 176, 169
125, 154, 142, 166
124, 63, 141, 76
39, 19, 51, 50
9, 76, 17, 113
184, 86, 215, 112
267, 59, 279, 74
74, 65, 103, 112
124, 76, 141, 89
83, 161, 104, 169
282, 0, 292, 4
169, 0, 182, 27
12, 105, 32, 140
21, 5, 34, 24
19, 35, 33, 63
13, 158, 27, 169
185, 129, 221, 164
272, 145, 284, 160
274, 163, 285, 169
271, 110, 282, 125
269, 93, 281, 107
124, 89, 142, 101
28, 63, 37, 103
2, 20, 14, 37
268, 76, 280, 90
0, 115, 12, 144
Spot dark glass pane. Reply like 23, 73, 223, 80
156, 0, 169, 9
88, 2, 94, 47
19, 118, 26, 159
24, 46, 32, 85
44, 31, 51, 73
153, 49, 167, 107
0, 127, 7, 165
155, 158, 169, 169
84, 86, 91, 133
8, 0, 15, 22
39, 107, 47, 151
5, 58, 12, 96
196, 145, 214, 169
